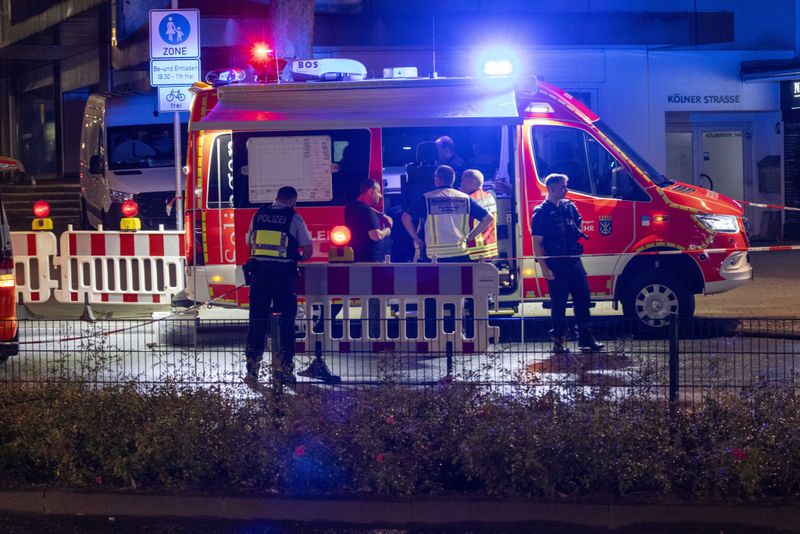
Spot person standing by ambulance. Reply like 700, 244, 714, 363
531, 174, 604, 354
401, 165, 494, 263
459, 169, 498, 261
243, 186, 333, 386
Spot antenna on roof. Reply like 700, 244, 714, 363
430, 15, 438, 79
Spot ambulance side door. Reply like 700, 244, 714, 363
532, 125, 647, 298
204, 133, 237, 266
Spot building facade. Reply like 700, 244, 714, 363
2, 0, 799, 238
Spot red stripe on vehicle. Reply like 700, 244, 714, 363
119, 233, 135, 256
372, 265, 394, 295
90, 233, 105, 256
416, 266, 439, 294
327, 266, 349, 294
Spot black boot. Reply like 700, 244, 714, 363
579, 336, 605, 352
549, 331, 570, 354
298, 358, 341, 383
244, 358, 261, 387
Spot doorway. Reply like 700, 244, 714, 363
666, 117, 752, 223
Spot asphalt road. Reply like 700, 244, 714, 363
694, 249, 800, 318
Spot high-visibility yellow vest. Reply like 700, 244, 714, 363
466, 189, 498, 260
250, 206, 297, 263
423, 188, 471, 259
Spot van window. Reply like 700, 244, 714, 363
207, 134, 233, 208
107, 124, 187, 170
532, 125, 648, 201
232, 129, 370, 208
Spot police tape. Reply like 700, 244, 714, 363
740, 200, 800, 212
524, 243, 800, 261
18, 284, 247, 345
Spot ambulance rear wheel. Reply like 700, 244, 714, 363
622, 271, 694, 333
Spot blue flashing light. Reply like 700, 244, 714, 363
484, 59, 514, 77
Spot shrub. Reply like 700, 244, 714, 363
0, 381, 798, 501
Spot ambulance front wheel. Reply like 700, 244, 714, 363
622, 271, 695, 332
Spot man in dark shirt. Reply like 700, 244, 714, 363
531, 173, 604, 354
435, 136, 466, 178
345, 179, 392, 262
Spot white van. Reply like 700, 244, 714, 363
79, 93, 186, 230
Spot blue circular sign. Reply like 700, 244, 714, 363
159, 13, 191, 45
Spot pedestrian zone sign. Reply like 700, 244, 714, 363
149, 9, 200, 59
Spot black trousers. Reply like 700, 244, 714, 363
546, 258, 591, 338
245, 261, 297, 371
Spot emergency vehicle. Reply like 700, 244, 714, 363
179, 57, 751, 330
0, 157, 19, 359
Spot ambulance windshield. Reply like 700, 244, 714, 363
596, 121, 672, 187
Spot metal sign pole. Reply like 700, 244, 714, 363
173, 112, 183, 231
172, 0, 183, 232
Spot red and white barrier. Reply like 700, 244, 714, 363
11, 229, 185, 308
296, 262, 500, 354
56, 230, 185, 305
11, 232, 59, 303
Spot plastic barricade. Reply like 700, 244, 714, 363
294, 262, 500, 355
10, 231, 59, 304
55, 229, 185, 305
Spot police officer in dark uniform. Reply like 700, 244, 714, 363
531, 174, 604, 353
244, 186, 338, 386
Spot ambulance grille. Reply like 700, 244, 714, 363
670, 184, 696, 193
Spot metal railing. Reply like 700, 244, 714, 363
0, 316, 798, 405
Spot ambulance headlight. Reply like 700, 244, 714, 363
696, 214, 739, 233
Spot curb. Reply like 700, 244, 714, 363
0, 490, 799, 530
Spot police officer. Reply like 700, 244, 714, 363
531, 174, 604, 353
401, 165, 494, 263
460, 169, 498, 261
244, 186, 338, 386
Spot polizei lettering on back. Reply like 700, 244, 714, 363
257, 213, 288, 224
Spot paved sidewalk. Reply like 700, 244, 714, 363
0, 489, 798, 531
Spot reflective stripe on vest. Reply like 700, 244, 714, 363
466, 189, 498, 260
252, 230, 289, 258
250, 206, 296, 263
423, 189, 471, 258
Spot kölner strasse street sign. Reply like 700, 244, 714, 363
149, 9, 201, 89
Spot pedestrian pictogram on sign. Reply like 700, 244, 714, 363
149, 9, 200, 59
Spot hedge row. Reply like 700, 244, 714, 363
0, 382, 798, 501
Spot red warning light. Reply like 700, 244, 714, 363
250, 42, 272, 63
32, 200, 50, 219
121, 199, 139, 218
330, 225, 351, 247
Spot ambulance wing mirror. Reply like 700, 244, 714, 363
89, 155, 104, 175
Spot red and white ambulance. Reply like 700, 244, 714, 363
179, 58, 751, 329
